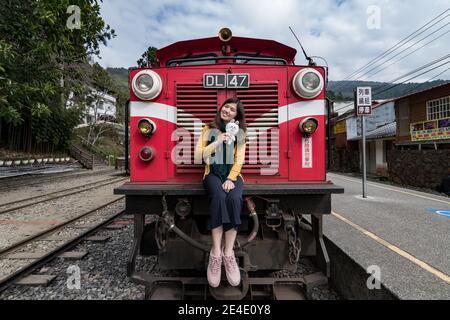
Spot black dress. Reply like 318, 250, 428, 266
202, 122, 243, 231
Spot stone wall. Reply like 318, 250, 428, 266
387, 149, 450, 189
329, 148, 360, 173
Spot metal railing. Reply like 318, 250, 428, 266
76, 135, 113, 167
69, 144, 94, 169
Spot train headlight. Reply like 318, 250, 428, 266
302, 72, 320, 90
299, 118, 318, 136
138, 118, 156, 137
139, 146, 155, 162
132, 70, 162, 100
292, 68, 324, 99
137, 74, 153, 91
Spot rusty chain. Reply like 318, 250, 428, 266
155, 219, 169, 250
155, 194, 170, 250
287, 225, 301, 265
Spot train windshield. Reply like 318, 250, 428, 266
234, 54, 286, 65
167, 54, 217, 66
166, 54, 287, 66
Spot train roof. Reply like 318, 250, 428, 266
156, 36, 297, 66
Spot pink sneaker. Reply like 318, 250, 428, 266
207, 251, 222, 288
223, 251, 241, 287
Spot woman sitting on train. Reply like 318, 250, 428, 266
194, 97, 247, 288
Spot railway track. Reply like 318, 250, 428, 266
0, 176, 127, 215
0, 197, 125, 291
0, 167, 119, 192
0, 203, 340, 300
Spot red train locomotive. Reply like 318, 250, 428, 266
114, 28, 343, 300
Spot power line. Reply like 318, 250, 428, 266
339, 8, 450, 82
399, 68, 450, 96
373, 60, 450, 97
360, 27, 450, 80
347, 13, 450, 81
357, 23, 450, 81
333, 54, 450, 112
331, 8, 450, 92
331, 25, 450, 94
333, 58, 450, 113
332, 16, 450, 92
375, 54, 450, 91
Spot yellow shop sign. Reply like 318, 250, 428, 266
410, 117, 450, 141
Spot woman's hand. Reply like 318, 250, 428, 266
222, 179, 235, 193
214, 133, 231, 146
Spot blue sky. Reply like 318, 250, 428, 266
96, 0, 450, 82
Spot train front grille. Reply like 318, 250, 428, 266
175, 83, 279, 175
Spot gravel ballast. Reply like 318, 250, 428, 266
0, 216, 340, 300
0, 181, 125, 250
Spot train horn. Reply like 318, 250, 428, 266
218, 27, 232, 42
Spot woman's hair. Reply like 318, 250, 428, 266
208, 97, 247, 132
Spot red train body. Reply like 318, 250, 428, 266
129, 35, 326, 183
115, 29, 343, 300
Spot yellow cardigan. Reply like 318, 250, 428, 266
194, 125, 246, 182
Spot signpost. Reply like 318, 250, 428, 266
355, 87, 372, 198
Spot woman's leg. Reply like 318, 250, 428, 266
222, 177, 243, 286
223, 226, 241, 286
203, 174, 228, 252
223, 228, 237, 256
208, 225, 223, 288
203, 174, 228, 287
211, 226, 223, 256
223, 176, 244, 255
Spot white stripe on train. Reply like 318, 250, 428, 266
129, 100, 326, 125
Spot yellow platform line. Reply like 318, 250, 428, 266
331, 211, 450, 285
328, 174, 450, 206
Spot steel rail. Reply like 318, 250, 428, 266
0, 167, 118, 192
0, 197, 124, 257
0, 177, 127, 215
0, 202, 126, 291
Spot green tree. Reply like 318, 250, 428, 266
326, 90, 336, 101
137, 46, 159, 68
82, 63, 116, 145
0, 0, 115, 153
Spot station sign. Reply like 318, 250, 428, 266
356, 87, 372, 116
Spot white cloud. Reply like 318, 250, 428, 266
96, 0, 450, 82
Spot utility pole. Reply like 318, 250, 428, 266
355, 87, 372, 198
361, 115, 367, 198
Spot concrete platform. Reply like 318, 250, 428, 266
323, 173, 450, 300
